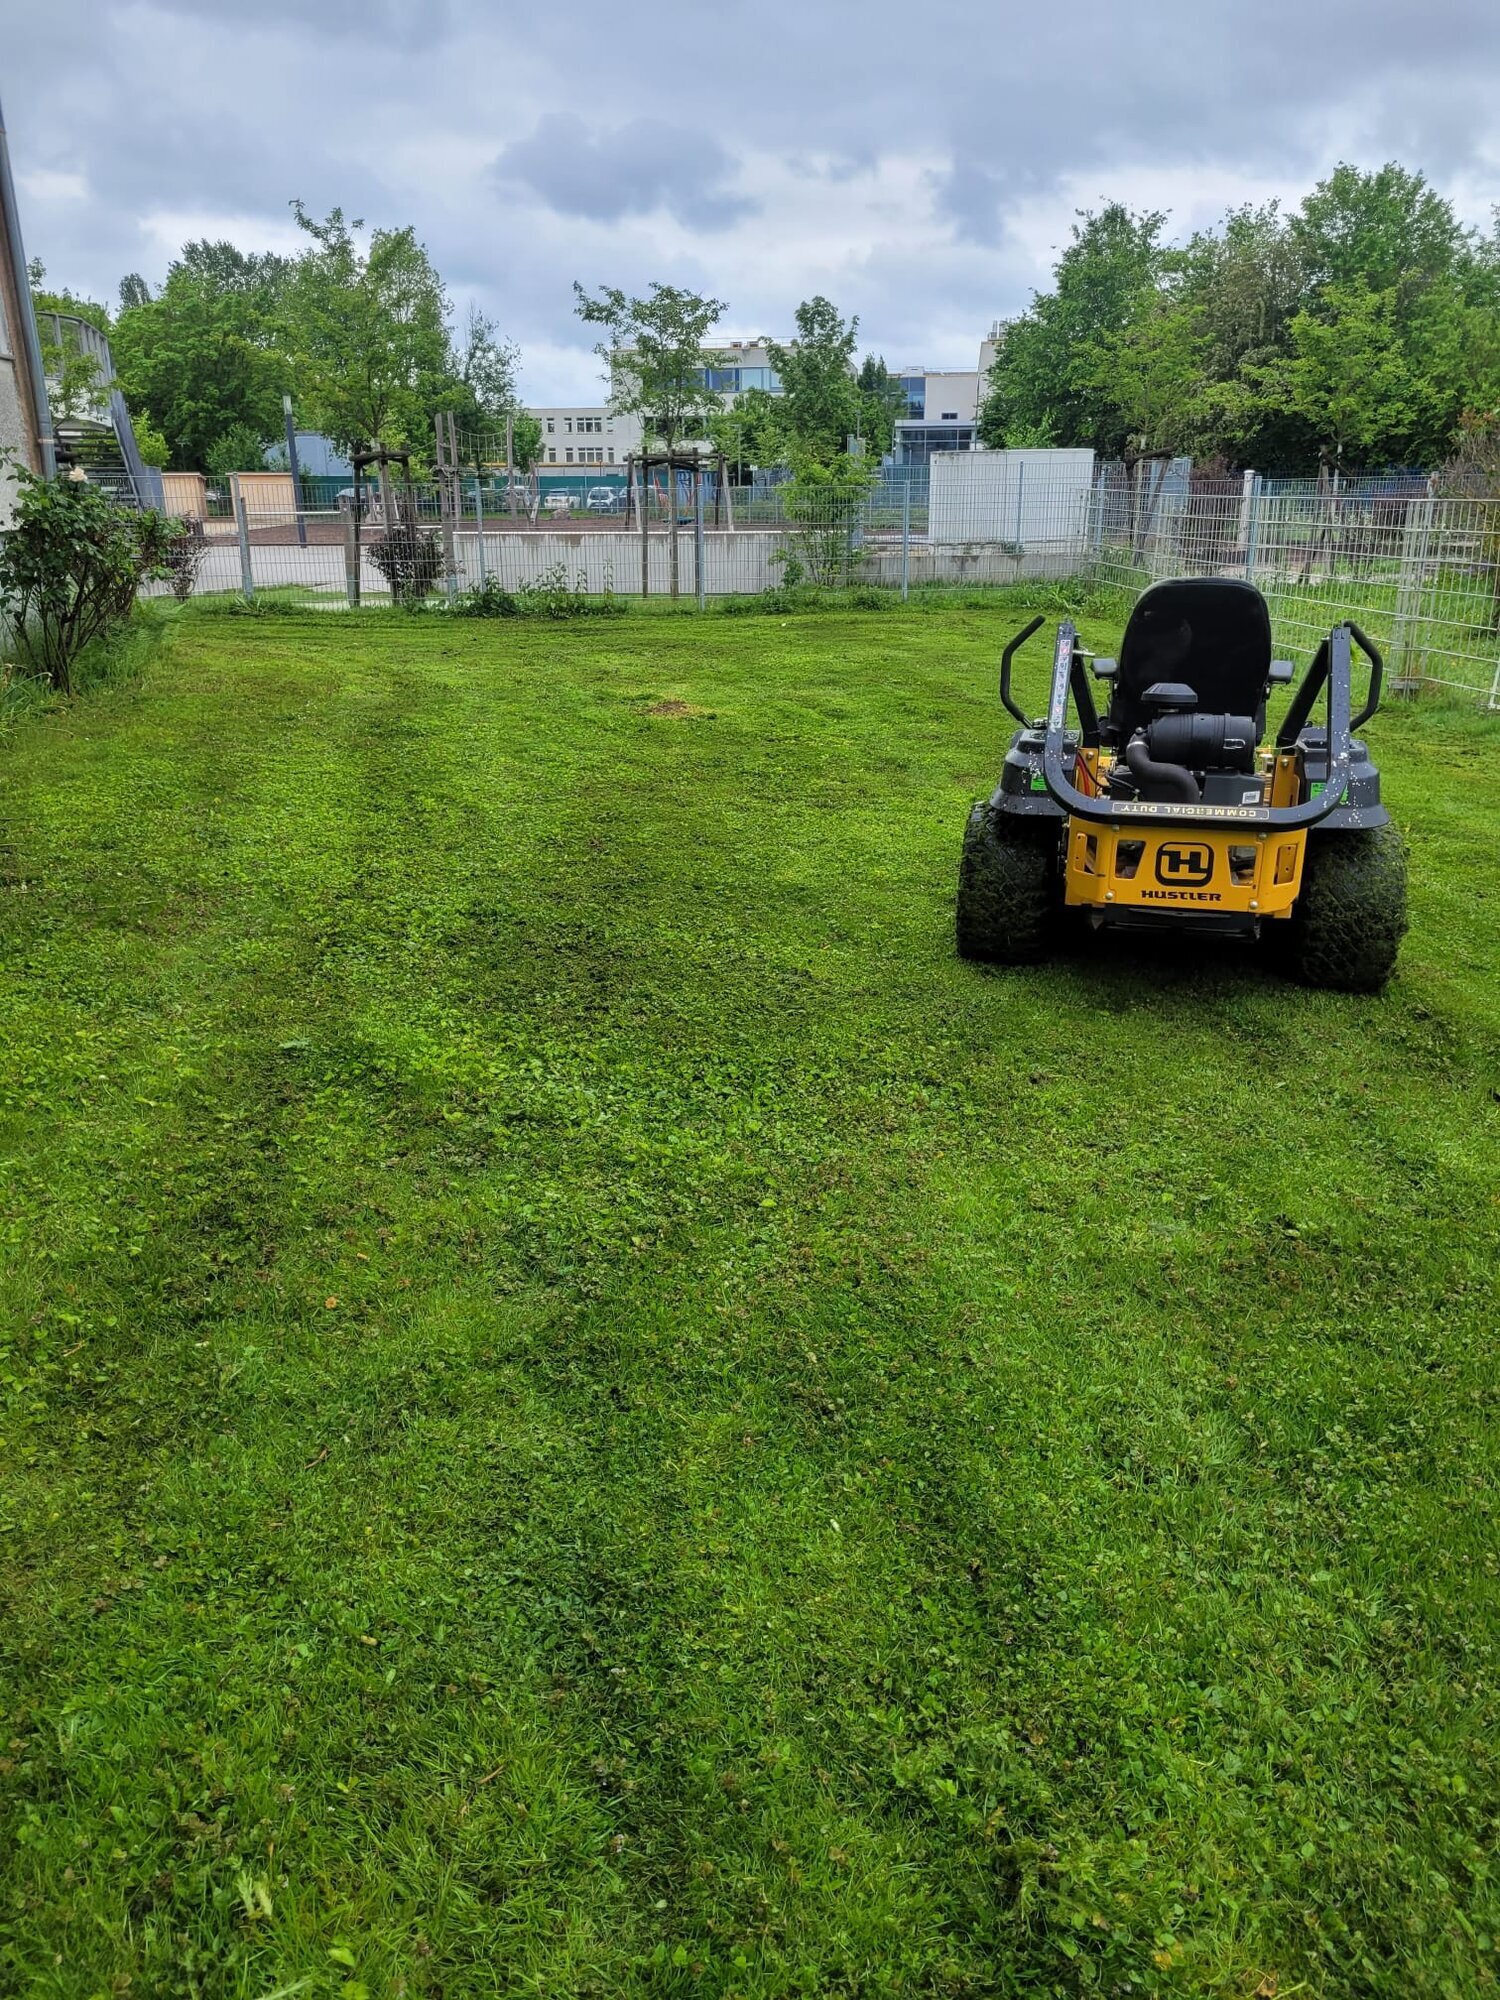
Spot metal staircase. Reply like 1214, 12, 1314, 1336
39, 312, 161, 508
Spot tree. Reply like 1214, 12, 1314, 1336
132, 416, 170, 469
1293, 163, 1465, 316
978, 204, 1166, 455
855, 355, 907, 458
1095, 299, 1208, 458
1272, 281, 1430, 470
206, 423, 274, 478
508, 413, 544, 474
573, 279, 729, 453
767, 297, 863, 463
447, 305, 519, 427
286, 203, 451, 477
776, 447, 879, 588
574, 279, 729, 596
111, 243, 288, 470
709, 386, 783, 481
118, 273, 152, 312
441, 303, 539, 475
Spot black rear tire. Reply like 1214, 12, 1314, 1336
1287, 823, 1408, 992
956, 804, 1061, 964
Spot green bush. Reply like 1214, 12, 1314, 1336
0, 468, 175, 692
366, 523, 445, 608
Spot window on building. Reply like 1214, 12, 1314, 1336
941, 411, 959, 420
900, 376, 926, 419
607, 449, 615, 463
565, 417, 573, 432
546, 418, 555, 433
547, 448, 556, 462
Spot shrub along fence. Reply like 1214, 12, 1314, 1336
134, 465, 1500, 707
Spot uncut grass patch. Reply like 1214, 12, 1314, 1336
1, 606, 1497, 1998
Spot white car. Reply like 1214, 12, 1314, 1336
585, 485, 623, 514
544, 493, 573, 517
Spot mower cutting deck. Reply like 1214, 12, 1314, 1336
957, 578, 1408, 990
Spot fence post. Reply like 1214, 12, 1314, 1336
232, 477, 255, 604
900, 479, 910, 601
473, 477, 487, 586
344, 500, 361, 609
1014, 459, 1025, 550
1392, 495, 1435, 691
1244, 473, 1261, 584
283, 394, 306, 549
694, 465, 706, 610
639, 459, 650, 599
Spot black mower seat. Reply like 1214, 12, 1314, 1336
1110, 578, 1273, 745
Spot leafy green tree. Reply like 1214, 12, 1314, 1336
446, 305, 520, 434
111, 244, 288, 470
118, 273, 152, 312
777, 446, 879, 588
131, 416, 170, 469
855, 355, 907, 458
767, 297, 862, 463
1292, 164, 1466, 316
28, 260, 111, 335
572, 279, 729, 453
708, 386, 782, 480
1269, 281, 1431, 469
978, 204, 1166, 455
286, 203, 451, 464
574, 279, 729, 595
507, 413, 543, 474
1175, 204, 1307, 378
1095, 300, 1208, 457
205, 423, 274, 479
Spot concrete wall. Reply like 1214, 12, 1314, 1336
176, 525, 1094, 603
930, 448, 1095, 545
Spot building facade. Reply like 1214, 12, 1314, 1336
529, 339, 784, 471
0, 95, 53, 524
533, 406, 643, 468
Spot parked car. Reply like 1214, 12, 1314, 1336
544, 493, 574, 517
586, 485, 625, 514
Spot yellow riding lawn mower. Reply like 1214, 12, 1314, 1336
957, 579, 1407, 990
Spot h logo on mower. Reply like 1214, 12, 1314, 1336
1155, 842, 1214, 887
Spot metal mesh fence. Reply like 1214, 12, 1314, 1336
147, 463, 1500, 707
1089, 471, 1500, 706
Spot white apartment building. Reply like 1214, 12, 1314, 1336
530, 339, 785, 471
532, 406, 642, 468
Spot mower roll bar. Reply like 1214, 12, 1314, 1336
1034, 619, 1360, 830
1002, 614, 1101, 738
1276, 621, 1383, 743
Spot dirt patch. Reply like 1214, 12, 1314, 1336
643, 699, 709, 719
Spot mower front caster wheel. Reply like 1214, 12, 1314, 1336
956, 804, 1061, 964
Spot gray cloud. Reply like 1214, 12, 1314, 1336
0, 0, 1495, 400
492, 114, 754, 230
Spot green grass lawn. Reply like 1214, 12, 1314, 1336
2, 604, 1497, 1998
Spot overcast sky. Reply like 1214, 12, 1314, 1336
3, 0, 1498, 404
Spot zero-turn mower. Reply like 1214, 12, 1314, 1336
956, 578, 1407, 990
